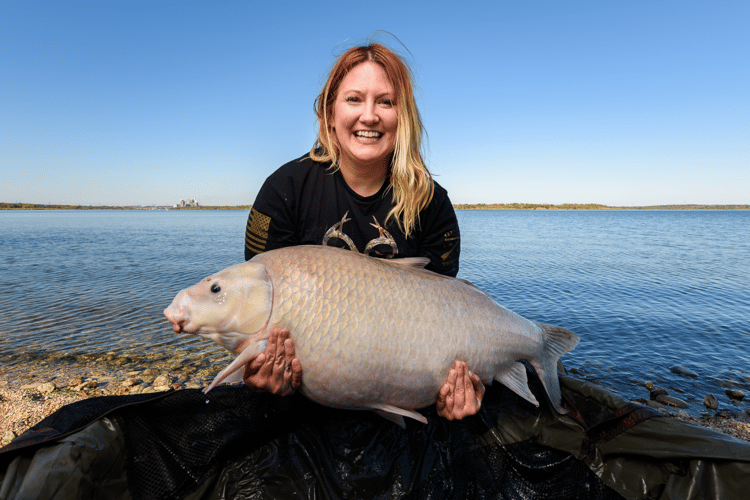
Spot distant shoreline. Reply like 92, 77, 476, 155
0, 203, 252, 211
1, 202, 748, 211
452, 203, 750, 211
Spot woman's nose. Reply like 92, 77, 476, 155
360, 101, 379, 124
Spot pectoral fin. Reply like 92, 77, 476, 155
369, 404, 428, 428
204, 339, 265, 393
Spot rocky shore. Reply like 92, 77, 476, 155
0, 355, 227, 446
2, 360, 749, 448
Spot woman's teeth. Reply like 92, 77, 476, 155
355, 131, 381, 141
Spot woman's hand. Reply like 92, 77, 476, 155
243, 328, 302, 396
436, 360, 484, 420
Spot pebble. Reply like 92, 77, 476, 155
75, 380, 98, 391
20, 383, 41, 391
650, 388, 668, 400
704, 394, 719, 410
726, 389, 745, 401
655, 395, 689, 409
37, 382, 56, 394
122, 377, 141, 388
2, 431, 16, 444
153, 374, 174, 387
669, 366, 698, 378
645, 399, 663, 409
69, 377, 84, 387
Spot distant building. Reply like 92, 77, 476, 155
175, 198, 199, 208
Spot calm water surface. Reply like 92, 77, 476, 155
1, 209, 748, 411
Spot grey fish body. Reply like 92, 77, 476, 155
164, 245, 579, 424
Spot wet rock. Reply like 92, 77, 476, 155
704, 394, 719, 410
75, 380, 98, 391
2, 431, 16, 445
726, 389, 745, 401
69, 377, 84, 387
655, 395, 689, 409
153, 374, 174, 387
142, 387, 157, 394
122, 377, 141, 388
645, 399, 664, 410
649, 388, 668, 400
142, 369, 158, 376
38, 382, 56, 394
645, 381, 655, 391
20, 383, 41, 391
170, 383, 183, 391
670, 366, 698, 378
181, 366, 197, 376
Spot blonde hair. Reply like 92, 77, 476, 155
310, 43, 434, 238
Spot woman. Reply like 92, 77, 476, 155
243, 43, 482, 420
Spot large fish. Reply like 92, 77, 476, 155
164, 245, 579, 426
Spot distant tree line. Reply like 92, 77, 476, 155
453, 203, 749, 211
3, 202, 747, 211
623, 204, 750, 210
172, 205, 253, 210
453, 203, 614, 210
0, 202, 129, 210
0, 203, 253, 211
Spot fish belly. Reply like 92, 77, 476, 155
252, 246, 544, 411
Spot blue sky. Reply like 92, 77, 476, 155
2, 0, 748, 206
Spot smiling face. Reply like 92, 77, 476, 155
332, 61, 398, 175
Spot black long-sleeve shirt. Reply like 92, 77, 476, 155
244, 154, 460, 276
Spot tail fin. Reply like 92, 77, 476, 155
532, 323, 580, 413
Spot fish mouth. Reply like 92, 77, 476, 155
164, 307, 195, 334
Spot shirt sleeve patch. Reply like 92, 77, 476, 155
245, 208, 271, 254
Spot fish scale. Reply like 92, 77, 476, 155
164, 244, 579, 426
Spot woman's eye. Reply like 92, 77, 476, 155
210, 283, 221, 293
345, 96, 360, 103
379, 99, 394, 106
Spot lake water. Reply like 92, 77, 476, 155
1, 209, 749, 413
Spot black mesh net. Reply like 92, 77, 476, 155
4, 381, 625, 500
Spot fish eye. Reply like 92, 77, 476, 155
210, 283, 221, 294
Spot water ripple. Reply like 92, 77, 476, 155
2, 210, 749, 410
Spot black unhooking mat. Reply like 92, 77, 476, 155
2, 373, 749, 500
